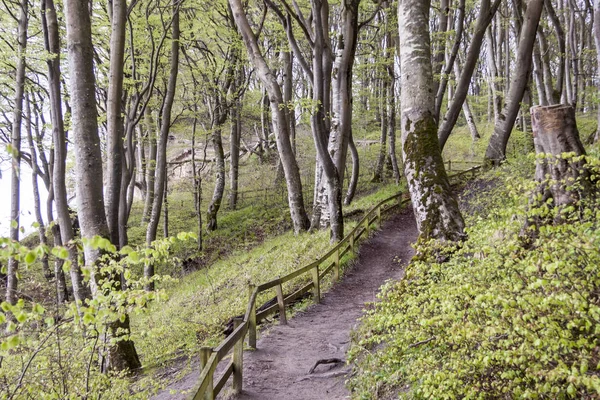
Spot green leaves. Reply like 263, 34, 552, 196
349, 158, 600, 399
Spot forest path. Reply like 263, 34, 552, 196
228, 208, 417, 400
151, 208, 417, 400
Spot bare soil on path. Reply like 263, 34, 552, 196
230, 209, 417, 400
152, 209, 417, 400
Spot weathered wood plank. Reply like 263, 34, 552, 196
215, 320, 248, 361
213, 359, 233, 397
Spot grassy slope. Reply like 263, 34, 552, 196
126, 123, 407, 394
348, 117, 600, 399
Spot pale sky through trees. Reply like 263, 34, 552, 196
0, 163, 47, 236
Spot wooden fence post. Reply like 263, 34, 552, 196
248, 283, 257, 349
233, 318, 244, 394
364, 214, 370, 236
199, 347, 214, 400
275, 282, 287, 325
334, 248, 340, 281
377, 206, 382, 227
311, 265, 320, 303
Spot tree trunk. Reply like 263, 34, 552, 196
229, 77, 242, 210
528, 104, 591, 220
594, 0, 600, 142
344, 130, 359, 205
229, 0, 310, 233
146, 0, 179, 249
206, 117, 226, 231
141, 108, 157, 224
25, 96, 52, 281
435, 0, 465, 121
43, 0, 87, 304
105, 0, 127, 246
437, 0, 500, 149
6, 0, 28, 305
398, 0, 465, 242
65, 0, 140, 370
373, 78, 388, 182
532, 41, 549, 106
485, 0, 543, 165
545, 0, 566, 102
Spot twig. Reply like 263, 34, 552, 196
407, 336, 436, 349
308, 358, 345, 374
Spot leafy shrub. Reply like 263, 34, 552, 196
349, 155, 600, 399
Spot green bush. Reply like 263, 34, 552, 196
349, 155, 600, 399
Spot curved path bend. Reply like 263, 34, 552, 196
229, 209, 417, 400
153, 208, 417, 400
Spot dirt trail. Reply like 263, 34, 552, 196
230, 209, 417, 400
152, 209, 417, 400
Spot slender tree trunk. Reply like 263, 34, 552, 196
373, 78, 388, 182
435, 0, 465, 121
545, 0, 566, 102
594, 0, 600, 142
191, 108, 203, 250
486, 27, 503, 122
229, 0, 310, 233
141, 108, 157, 224
398, 0, 465, 242
105, 0, 127, 246
6, 0, 28, 305
206, 119, 226, 231
65, 0, 140, 370
485, 0, 544, 165
344, 130, 359, 205
438, 0, 500, 149
532, 41, 549, 106
146, 0, 179, 251
43, 0, 87, 304
229, 73, 242, 210
26, 96, 52, 280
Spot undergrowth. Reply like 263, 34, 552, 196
348, 151, 600, 399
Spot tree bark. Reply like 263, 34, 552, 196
398, 0, 465, 242
485, 0, 543, 165
544, 0, 566, 102
229, 0, 310, 233
105, 0, 127, 246
146, 0, 179, 249
437, 0, 500, 149
344, 130, 359, 205
527, 105, 591, 226
25, 96, 52, 281
65, 0, 140, 371
43, 0, 86, 303
594, 0, 600, 142
6, 0, 28, 305
141, 108, 157, 224
206, 121, 226, 231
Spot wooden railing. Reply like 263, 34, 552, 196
191, 165, 481, 400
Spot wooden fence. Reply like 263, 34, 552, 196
191, 165, 481, 400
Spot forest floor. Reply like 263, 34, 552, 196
151, 207, 417, 399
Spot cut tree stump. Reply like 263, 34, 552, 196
531, 104, 589, 207
526, 104, 593, 231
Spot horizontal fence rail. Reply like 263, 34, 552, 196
192, 165, 481, 400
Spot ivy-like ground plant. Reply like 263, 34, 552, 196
349, 153, 600, 399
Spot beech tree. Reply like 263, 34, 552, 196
229, 0, 311, 234
398, 0, 465, 241
485, 0, 544, 165
5, 0, 28, 305
64, 0, 141, 370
